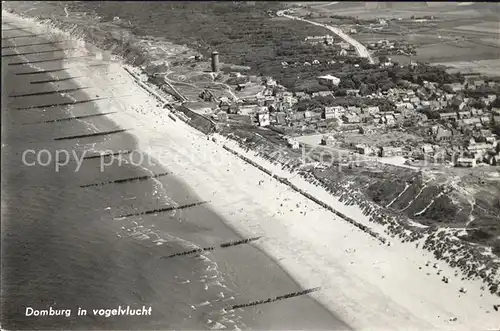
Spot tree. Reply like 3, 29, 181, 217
493, 124, 500, 136
340, 78, 355, 89
490, 96, 500, 108
335, 89, 347, 97
378, 55, 388, 63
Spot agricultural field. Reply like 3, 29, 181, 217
300, 2, 500, 76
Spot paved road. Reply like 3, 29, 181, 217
277, 8, 375, 64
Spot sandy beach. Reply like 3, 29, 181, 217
3, 9, 500, 331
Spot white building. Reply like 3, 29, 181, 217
317, 74, 341, 87
287, 138, 300, 150
455, 158, 476, 167
324, 106, 345, 120
257, 113, 270, 127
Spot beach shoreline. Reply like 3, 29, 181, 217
1, 10, 350, 331
3, 7, 500, 331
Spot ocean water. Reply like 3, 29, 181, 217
1, 22, 349, 331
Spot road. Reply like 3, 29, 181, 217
277, 8, 375, 64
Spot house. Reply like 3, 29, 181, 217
481, 97, 492, 106
217, 112, 228, 122
356, 144, 376, 156
422, 144, 434, 154
458, 111, 471, 119
467, 143, 492, 153
257, 113, 270, 127
480, 116, 490, 125
364, 106, 380, 114
276, 112, 286, 125
443, 83, 463, 93
486, 136, 496, 144
287, 138, 300, 149
295, 92, 307, 99
310, 112, 322, 122
324, 106, 345, 120
479, 129, 493, 140
444, 94, 455, 101
439, 112, 457, 121
359, 126, 374, 134
264, 96, 275, 106
304, 111, 313, 120
265, 77, 277, 87
455, 157, 477, 167
256, 95, 266, 106
379, 146, 403, 157
429, 100, 441, 110
282, 95, 298, 106
292, 112, 305, 121
346, 89, 360, 97
219, 97, 231, 112
484, 153, 500, 165
228, 104, 241, 114
410, 97, 420, 105
321, 135, 336, 146
383, 114, 396, 126
434, 127, 453, 141
269, 113, 277, 124
458, 118, 481, 127
470, 108, 483, 117
339, 41, 351, 50
473, 79, 485, 87
317, 74, 341, 87
395, 102, 414, 111
318, 91, 333, 97
342, 113, 360, 124
347, 106, 361, 114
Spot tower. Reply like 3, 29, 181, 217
211, 51, 219, 72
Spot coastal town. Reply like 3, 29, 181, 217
2, 2, 500, 331
169, 36, 500, 170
